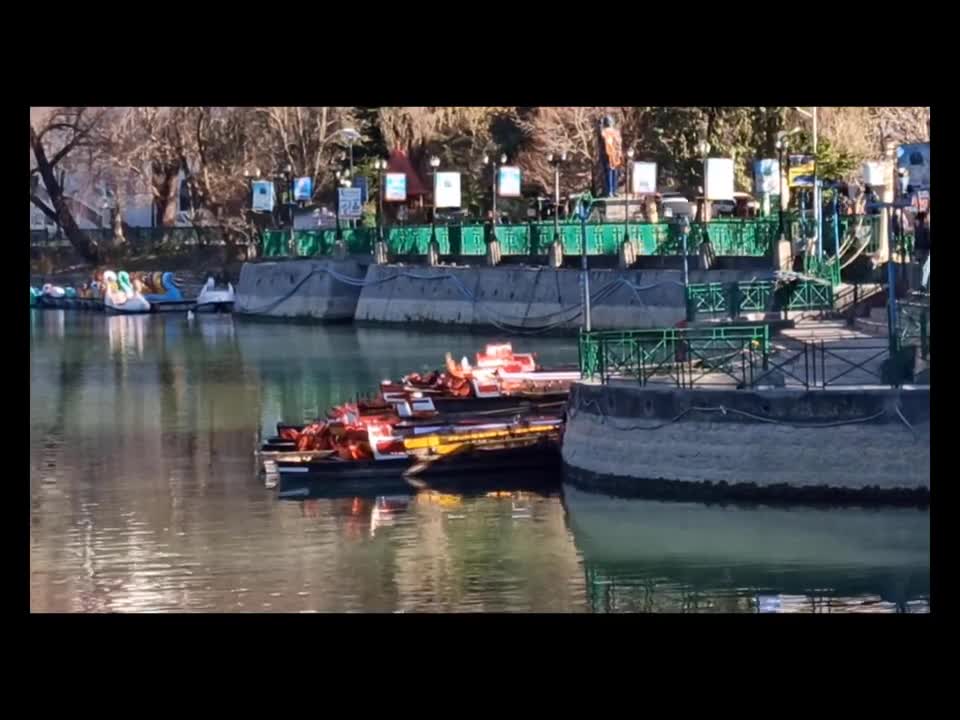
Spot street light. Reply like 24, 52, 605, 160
624, 147, 635, 242
547, 151, 567, 245
483, 152, 508, 240
340, 128, 361, 177
696, 140, 710, 221
373, 158, 388, 244
334, 169, 345, 240
429, 155, 441, 249
897, 167, 910, 265
775, 132, 788, 241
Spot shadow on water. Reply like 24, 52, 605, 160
561, 484, 929, 613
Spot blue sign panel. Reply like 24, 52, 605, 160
293, 176, 313, 202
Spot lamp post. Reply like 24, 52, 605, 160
696, 140, 710, 223
897, 167, 910, 265
483, 152, 507, 235
340, 128, 361, 178
775, 132, 787, 241
624, 147, 635, 243
373, 158, 387, 243
372, 158, 388, 264
547, 151, 567, 244
334, 169, 348, 241
429, 155, 441, 263
243, 167, 261, 256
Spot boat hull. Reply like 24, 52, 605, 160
274, 440, 562, 483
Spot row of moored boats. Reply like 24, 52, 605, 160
30, 271, 234, 314
259, 343, 581, 497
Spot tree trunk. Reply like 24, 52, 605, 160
30, 127, 99, 263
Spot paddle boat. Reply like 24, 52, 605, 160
195, 276, 235, 313
103, 270, 151, 314
143, 271, 194, 313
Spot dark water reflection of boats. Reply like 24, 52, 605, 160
562, 485, 930, 613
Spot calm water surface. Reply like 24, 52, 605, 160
29, 311, 929, 613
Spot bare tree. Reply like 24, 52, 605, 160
30, 107, 109, 262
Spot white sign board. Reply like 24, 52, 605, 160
753, 159, 780, 195
338, 187, 363, 218
705, 158, 734, 200
434, 171, 462, 208
631, 162, 657, 194
251, 180, 275, 212
384, 173, 407, 202
863, 161, 892, 187
498, 166, 521, 197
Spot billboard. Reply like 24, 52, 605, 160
293, 177, 313, 202
788, 154, 816, 188
338, 187, 363, 218
251, 180, 275, 212
498, 166, 521, 197
434, 171, 461, 208
705, 158, 734, 200
631, 162, 657, 194
384, 173, 407, 202
753, 159, 780, 195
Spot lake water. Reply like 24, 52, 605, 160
29, 311, 929, 613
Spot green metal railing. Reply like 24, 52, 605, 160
898, 295, 930, 360
685, 280, 834, 320
578, 325, 770, 388
259, 216, 874, 260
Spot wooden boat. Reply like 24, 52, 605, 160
267, 405, 562, 479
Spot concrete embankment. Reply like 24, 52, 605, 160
562, 383, 930, 503
354, 264, 773, 332
234, 259, 367, 320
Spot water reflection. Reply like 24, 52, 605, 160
31, 312, 930, 613
562, 484, 930, 613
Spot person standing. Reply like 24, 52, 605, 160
598, 115, 623, 197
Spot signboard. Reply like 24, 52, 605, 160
862, 160, 892, 187
434, 171, 461, 208
385, 173, 407, 202
293, 176, 313, 202
704, 158, 734, 200
498, 166, 521, 197
338, 187, 363, 218
913, 190, 930, 212
753, 159, 780, 195
897, 143, 930, 189
251, 180, 275, 212
631, 161, 657, 194
788, 154, 816, 188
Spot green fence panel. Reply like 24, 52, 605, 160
293, 231, 322, 257
495, 225, 531, 255
386, 226, 450, 254
262, 230, 288, 257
